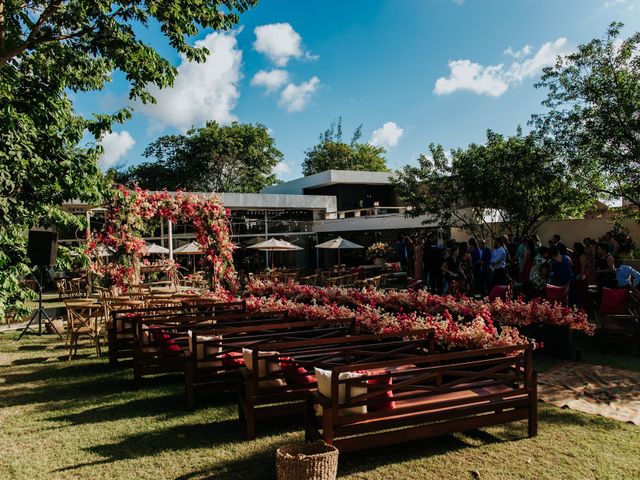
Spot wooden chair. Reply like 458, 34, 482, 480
65, 302, 103, 360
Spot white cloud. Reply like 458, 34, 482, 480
140, 30, 242, 131
253, 23, 315, 66
250, 69, 290, 93
278, 76, 320, 112
504, 44, 532, 58
434, 38, 570, 97
452, 0, 464, 4
434, 60, 510, 97
369, 122, 404, 149
274, 161, 292, 175
99, 131, 135, 169
604, 0, 625, 6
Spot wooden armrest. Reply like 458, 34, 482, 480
239, 366, 252, 380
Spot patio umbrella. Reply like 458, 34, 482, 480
248, 238, 302, 269
95, 245, 115, 257
315, 236, 363, 266
143, 242, 170, 255
173, 241, 204, 273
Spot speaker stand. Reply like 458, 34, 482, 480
18, 267, 63, 340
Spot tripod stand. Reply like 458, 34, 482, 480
18, 267, 63, 340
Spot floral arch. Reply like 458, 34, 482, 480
87, 185, 237, 291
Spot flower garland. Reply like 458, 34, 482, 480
245, 280, 594, 334
87, 184, 237, 292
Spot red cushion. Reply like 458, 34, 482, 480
545, 284, 567, 303
161, 338, 182, 353
149, 326, 181, 353
600, 288, 628, 315
221, 351, 244, 368
280, 357, 315, 384
488, 285, 508, 301
367, 374, 396, 411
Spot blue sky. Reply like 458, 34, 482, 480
76, 0, 640, 181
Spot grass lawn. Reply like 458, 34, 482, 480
1, 331, 639, 480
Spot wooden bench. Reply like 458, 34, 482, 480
107, 300, 246, 365
305, 343, 537, 452
132, 310, 287, 387
185, 318, 358, 409
597, 285, 640, 355
238, 329, 436, 440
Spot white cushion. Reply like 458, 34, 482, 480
242, 348, 281, 376
188, 331, 222, 360
140, 324, 150, 345
314, 367, 367, 416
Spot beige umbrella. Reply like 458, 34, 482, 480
315, 236, 363, 266
173, 241, 204, 273
95, 245, 115, 257
248, 238, 302, 269
143, 242, 170, 255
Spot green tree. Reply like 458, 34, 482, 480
302, 117, 388, 176
532, 22, 640, 216
393, 129, 594, 240
0, 0, 256, 320
117, 121, 282, 192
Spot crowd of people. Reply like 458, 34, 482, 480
395, 230, 639, 308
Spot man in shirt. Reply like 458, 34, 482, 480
490, 238, 507, 287
616, 264, 640, 288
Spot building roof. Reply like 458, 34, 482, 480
261, 169, 394, 195
62, 192, 337, 213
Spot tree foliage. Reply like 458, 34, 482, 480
116, 121, 282, 193
302, 117, 389, 176
0, 0, 256, 320
532, 22, 640, 216
393, 129, 594, 240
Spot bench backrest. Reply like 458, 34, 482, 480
325, 343, 534, 421
245, 328, 436, 392
187, 318, 358, 373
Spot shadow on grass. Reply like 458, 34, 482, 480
336, 423, 526, 477
51, 391, 236, 426
11, 356, 51, 366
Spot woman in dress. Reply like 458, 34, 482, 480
529, 246, 550, 299
441, 245, 463, 295
572, 242, 589, 308
459, 242, 473, 296
583, 237, 597, 284
595, 241, 617, 295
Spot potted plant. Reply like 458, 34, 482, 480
367, 242, 391, 267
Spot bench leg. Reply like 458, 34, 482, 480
322, 408, 334, 445
185, 363, 195, 410
238, 374, 256, 440
528, 372, 538, 438
304, 395, 314, 443
108, 331, 118, 366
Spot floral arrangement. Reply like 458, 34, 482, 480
366, 242, 393, 261
87, 184, 237, 293
244, 280, 594, 334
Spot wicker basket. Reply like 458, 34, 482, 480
276, 442, 339, 480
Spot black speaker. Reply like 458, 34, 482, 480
27, 231, 58, 266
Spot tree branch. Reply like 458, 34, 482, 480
0, 0, 63, 65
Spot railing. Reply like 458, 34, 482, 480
324, 206, 409, 220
